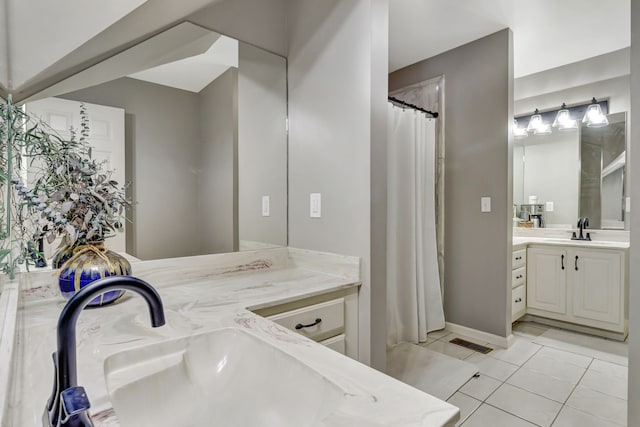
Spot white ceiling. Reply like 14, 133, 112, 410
3, 0, 631, 96
128, 35, 239, 93
389, 0, 631, 77
6, 0, 148, 88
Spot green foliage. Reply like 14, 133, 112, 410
0, 97, 131, 278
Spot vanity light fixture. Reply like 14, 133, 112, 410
582, 97, 609, 127
513, 119, 528, 139
515, 98, 608, 138
552, 103, 578, 130
526, 109, 544, 133
533, 123, 552, 135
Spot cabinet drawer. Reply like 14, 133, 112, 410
512, 267, 526, 288
512, 285, 526, 322
512, 249, 526, 269
268, 298, 345, 342
320, 334, 346, 354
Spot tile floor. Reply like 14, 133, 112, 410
422, 322, 629, 426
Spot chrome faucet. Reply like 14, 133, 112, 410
43, 276, 166, 427
572, 217, 591, 241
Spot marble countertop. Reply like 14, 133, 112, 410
4, 247, 459, 427
512, 229, 629, 250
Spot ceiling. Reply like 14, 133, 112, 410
5, 0, 149, 89
389, 0, 631, 77
128, 35, 238, 93
1, 0, 631, 98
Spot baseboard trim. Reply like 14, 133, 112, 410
521, 314, 628, 342
445, 322, 513, 349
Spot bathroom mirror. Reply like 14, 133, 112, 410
513, 111, 628, 229
24, 22, 288, 261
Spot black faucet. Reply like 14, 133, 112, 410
571, 217, 591, 241
43, 276, 166, 427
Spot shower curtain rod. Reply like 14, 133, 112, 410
388, 96, 439, 118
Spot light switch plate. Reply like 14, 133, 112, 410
546, 201, 554, 212
481, 197, 491, 213
262, 196, 270, 217
626, 197, 631, 213
310, 193, 322, 218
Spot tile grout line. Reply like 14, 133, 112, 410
440, 325, 628, 426
547, 358, 591, 427
459, 324, 628, 427
525, 334, 629, 367
463, 344, 566, 426
476, 344, 545, 415
554, 356, 629, 427
452, 393, 482, 426
499, 349, 593, 405
481, 401, 546, 427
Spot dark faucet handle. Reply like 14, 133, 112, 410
577, 218, 583, 228
583, 217, 589, 229
59, 386, 94, 426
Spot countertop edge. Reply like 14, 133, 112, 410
0, 280, 19, 427
4, 247, 459, 427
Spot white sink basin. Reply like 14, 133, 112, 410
104, 328, 344, 427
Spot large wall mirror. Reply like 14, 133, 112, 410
25, 22, 288, 261
513, 111, 628, 230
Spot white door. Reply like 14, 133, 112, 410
527, 246, 567, 314
572, 248, 623, 325
25, 97, 126, 254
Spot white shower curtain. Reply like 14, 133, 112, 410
387, 102, 444, 346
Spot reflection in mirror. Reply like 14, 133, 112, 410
513, 111, 627, 230
581, 112, 626, 229
514, 128, 579, 228
26, 23, 287, 261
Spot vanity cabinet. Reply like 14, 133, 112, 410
527, 246, 567, 314
572, 249, 622, 325
511, 248, 527, 322
527, 245, 626, 335
252, 287, 359, 358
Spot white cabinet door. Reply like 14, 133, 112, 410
572, 249, 623, 325
527, 246, 567, 314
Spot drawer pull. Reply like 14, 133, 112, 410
516, 275, 523, 280
561, 254, 565, 270
295, 318, 322, 330
515, 256, 522, 261
515, 298, 522, 303
575, 255, 579, 271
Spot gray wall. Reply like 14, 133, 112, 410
287, 0, 389, 368
389, 29, 514, 338
369, 0, 389, 371
628, 2, 639, 425
238, 43, 287, 247
63, 77, 202, 260
515, 75, 630, 116
199, 68, 238, 254
13, 0, 289, 101
515, 48, 629, 102
187, 0, 288, 57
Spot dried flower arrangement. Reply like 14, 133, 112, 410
0, 97, 130, 278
